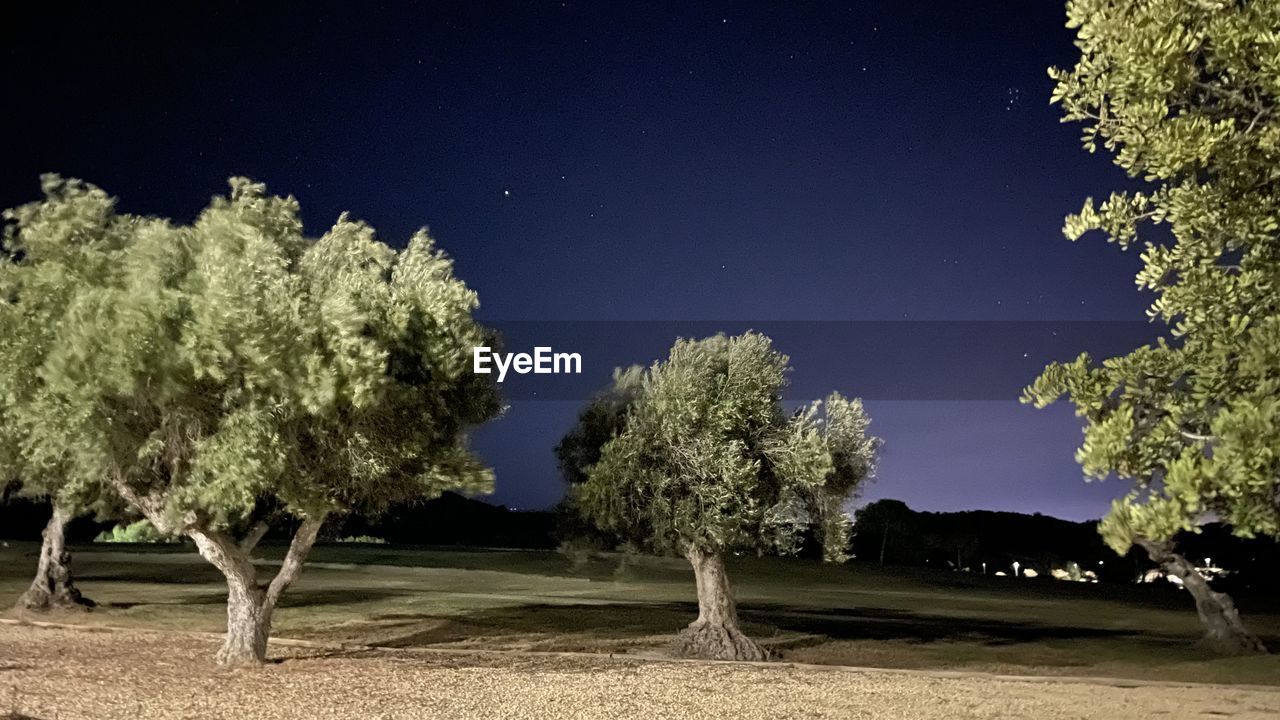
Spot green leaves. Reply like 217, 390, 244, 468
575, 332, 878, 560
0, 176, 500, 533
1027, 0, 1280, 551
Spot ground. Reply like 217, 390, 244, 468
4, 624, 1280, 720
2, 542, 1279, 718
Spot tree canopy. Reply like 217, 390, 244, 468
0, 178, 124, 518
577, 332, 878, 563
1023, 0, 1280, 555
555, 365, 646, 489
552, 365, 646, 554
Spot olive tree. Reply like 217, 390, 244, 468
1023, 0, 1280, 653
1, 177, 130, 611
4, 176, 500, 665
576, 332, 878, 660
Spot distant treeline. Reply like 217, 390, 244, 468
0, 491, 556, 550
851, 499, 1131, 579
850, 499, 1280, 593
334, 492, 556, 549
4, 492, 1274, 592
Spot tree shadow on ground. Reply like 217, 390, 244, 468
364, 603, 694, 647
76, 568, 222, 585
104, 595, 228, 609
741, 602, 1152, 645
346, 600, 1204, 652
104, 586, 412, 610
267, 646, 384, 663
278, 587, 413, 608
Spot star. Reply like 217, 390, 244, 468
503, 189, 511, 197
1004, 87, 1022, 111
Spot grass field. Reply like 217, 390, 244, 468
3, 541, 1279, 686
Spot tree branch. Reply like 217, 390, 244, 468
239, 516, 274, 554
1190, 80, 1267, 115
108, 473, 181, 534
264, 513, 327, 612
1134, 536, 1172, 563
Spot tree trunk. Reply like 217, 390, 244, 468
219, 559, 272, 666
190, 514, 326, 666
16, 507, 93, 611
672, 546, 767, 661
1138, 539, 1267, 655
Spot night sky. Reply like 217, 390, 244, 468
2, 2, 1153, 520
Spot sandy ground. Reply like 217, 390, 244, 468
2, 623, 1279, 720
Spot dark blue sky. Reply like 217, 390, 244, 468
2, 2, 1151, 519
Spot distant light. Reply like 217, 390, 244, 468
503, 189, 511, 197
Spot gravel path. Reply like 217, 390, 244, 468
2, 623, 1278, 719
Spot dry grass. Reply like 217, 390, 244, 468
3, 623, 1279, 720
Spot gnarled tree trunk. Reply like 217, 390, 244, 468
16, 507, 93, 611
673, 546, 767, 661
1138, 539, 1267, 655
217, 555, 271, 665
190, 514, 326, 666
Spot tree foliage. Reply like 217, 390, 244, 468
1, 175, 501, 661
555, 365, 646, 488
0, 178, 124, 518
576, 332, 878, 563
553, 365, 646, 556
1023, 0, 1280, 553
